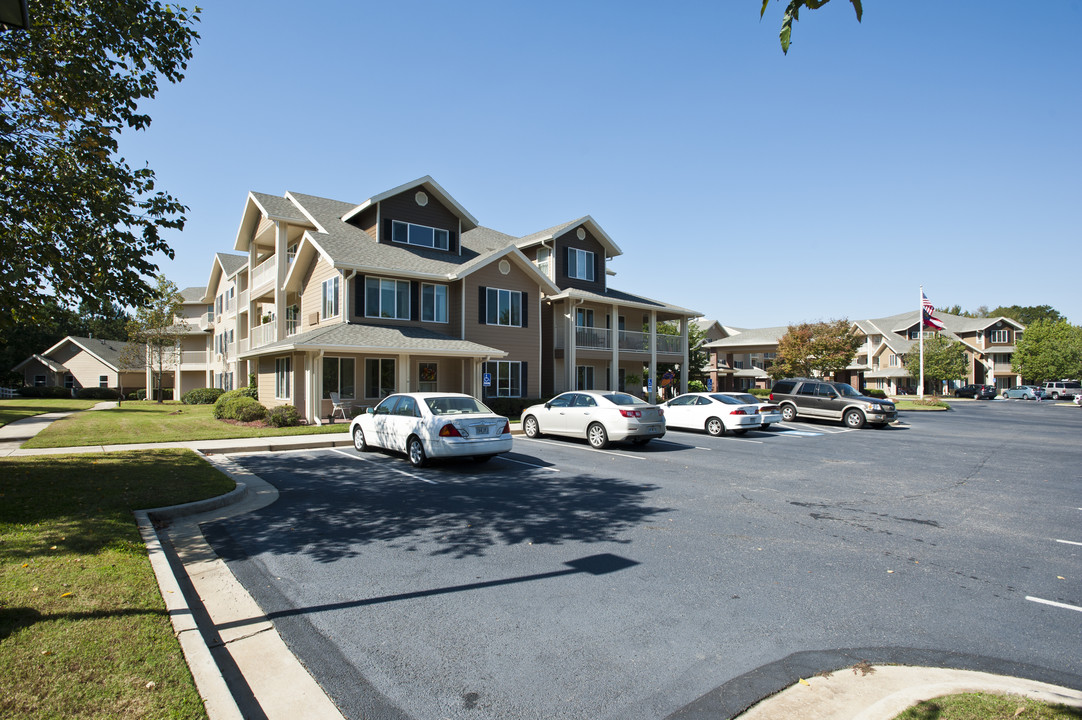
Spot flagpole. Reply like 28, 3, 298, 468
918, 285, 925, 400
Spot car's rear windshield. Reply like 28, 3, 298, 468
1063, 382, 1081, 389
602, 393, 648, 406
710, 394, 744, 405
424, 396, 493, 415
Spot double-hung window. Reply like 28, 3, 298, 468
392, 220, 450, 250
486, 288, 521, 327
484, 360, 522, 398
275, 357, 291, 399
323, 357, 355, 399
365, 358, 395, 398
366, 277, 410, 319
990, 329, 1011, 343
567, 248, 595, 281
322, 276, 340, 319
421, 283, 448, 323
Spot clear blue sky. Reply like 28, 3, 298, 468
119, 0, 1082, 327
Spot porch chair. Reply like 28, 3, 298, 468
329, 392, 350, 420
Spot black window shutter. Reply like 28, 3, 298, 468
449, 231, 458, 253
594, 253, 600, 283
383, 219, 393, 244
521, 291, 528, 328
410, 281, 419, 322
478, 286, 487, 324
355, 275, 365, 317
520, 361, 528, 397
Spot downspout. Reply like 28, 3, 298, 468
344, 269, 357, 322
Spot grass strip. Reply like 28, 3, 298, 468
23, 401, 349, 449
0, 450, 236, 719
0, 399, 101, 428
892, 691, 1082, 719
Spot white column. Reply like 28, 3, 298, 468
610, 303, 620, 390
648, 310, 657, 404
274, 222, 288, 341
680, 317, 689, 395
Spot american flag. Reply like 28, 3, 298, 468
922, 291, 946, 330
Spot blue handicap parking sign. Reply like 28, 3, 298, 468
483, 372, 492, 387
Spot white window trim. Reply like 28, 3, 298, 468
484, 360, 522, 398
421, 283, 449, 324
322, 276, 340, 319
568, 247, 595, 282
365, 276, 411, 320
323, 356, 356, 400
486, 287, 522, 327
275, 357, 291, 400
391, 220, 450, 250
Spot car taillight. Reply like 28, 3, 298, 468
768, 393, 774, 401
619, 409, 642, 418
439, 424, 462, 437
501, 420, 511, 434
730, 409, 747, 415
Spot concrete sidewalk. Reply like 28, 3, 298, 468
4, 407, 1081, 719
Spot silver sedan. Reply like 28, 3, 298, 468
521, 391, 665, 449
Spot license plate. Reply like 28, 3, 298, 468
475, 425, 488, 435
646, 425, 659, 433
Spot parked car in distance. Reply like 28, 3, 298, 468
521, 391, 665, 449
1002, 385, 1045, 400
954, 384, 997, 399
769, 378, 897, 428
349, 392, 511, 467
1042, 380, 1081, 400
663, 392, 761, 436
718, 391, 783, 430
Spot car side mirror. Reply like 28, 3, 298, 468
545, 402, 552, 409
366, 407, 374, 415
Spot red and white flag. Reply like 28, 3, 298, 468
921, 292, 945, 330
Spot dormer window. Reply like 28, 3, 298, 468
392, 220, 449, 250
567, 248, 595, 281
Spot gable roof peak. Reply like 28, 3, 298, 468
340, 176, 479, 231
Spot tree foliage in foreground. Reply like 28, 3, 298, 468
0, 2, 201, 337
1011, 319, 1082, 384
769, 319, 860, 379
760, 0, 862, 54
905, 334, 968, 388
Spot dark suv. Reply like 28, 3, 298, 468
769, 378, 897, 429
954, 384, 996, 400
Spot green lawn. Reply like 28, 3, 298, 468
894, 398, 951, 411
0, 398, 101, 428
0, 450, 236, 719
891, 691, 1082, 719
23, 401, 349, 448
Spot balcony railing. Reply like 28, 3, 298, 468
556, 327, 685, 354
251, 257, 275, 290
251, 322, 276, 349
238, 289, 249, 311
179, 350, 208, 365
198, 312, 213, 331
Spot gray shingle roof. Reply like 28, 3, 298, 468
552, 287, 699, 316
179, 286, 207, 302
62, 336, 146, 370
244, 323, 506, 358
217, 252, 248, 277
251, 192, 311, 225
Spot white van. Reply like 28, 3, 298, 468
1042, 381, 1081, 399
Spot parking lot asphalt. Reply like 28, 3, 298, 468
179, 400, 1082, 719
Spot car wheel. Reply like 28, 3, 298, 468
407, 436, 428, 467
844, 409, 866, 429
705, 417, 724, 436
781, 404, 797, 422
1051, 392, 1060, 400
586, 422, 609, 449
352, 426, 369, 452
1002, 391, 1008, 399
523, 415, 541, 438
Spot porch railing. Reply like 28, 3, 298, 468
556, 327, 685, 354
250, 256, 275, 290
250, 322, 276, 349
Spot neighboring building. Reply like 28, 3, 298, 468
163, 176, 699, 423
12, 336, 146, 393
704, 311, 1025, 394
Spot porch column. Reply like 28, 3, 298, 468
398, 354, 409, 393
611, 302, 620, 391
274, 221, 288, 342
648, 310, 657, 404
680, 317, 689, 395
567, 301, 578, 391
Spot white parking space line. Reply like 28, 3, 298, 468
520, 437, 645, 460
330, 448, 438, 484
1055, 539, 1082, 547
502, 455, 560, 472
1026, 596, 1082, 613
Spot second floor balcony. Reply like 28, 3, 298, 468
251, 256, 276, 291
556, 327, 684, 355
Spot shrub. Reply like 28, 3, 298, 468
135, 389, 147, 400
213, 388, 255, 418
483, 397, 545, 420
748, 388, 771, 398
216, 396, 266, 422
688, 380, 706, 393
862, 388, 887, 399
75, 387, 121, 400
182, 387, 225, 405
267, 404, 301, 427
17, 386, 73, 398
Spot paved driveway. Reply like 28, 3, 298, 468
204, 402, 1082, 719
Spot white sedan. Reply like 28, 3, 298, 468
662, 392, 761, 436
720, 392, 783, 430
520, 390, 665, 449
349, 392, 512, 467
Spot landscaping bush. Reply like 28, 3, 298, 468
688, 380, 706, 393
16, 385, 73, 398
267, 404, 301, 427
215, 395, 267, 422
862, 388, 888, 399
75, 387, 121, 400
484, 397, 545, 420
748, 388, 771, 398
182, 387, 225, 405
212, 388, 254, 418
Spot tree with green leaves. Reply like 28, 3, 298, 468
905, 334, 968, 394
1011, 319, 1082, 384
988, 305, 1064, 327
0, 2, 201, 337
769, 319, 860, 379
760, 0, 862, 54
123, 275, 188, 403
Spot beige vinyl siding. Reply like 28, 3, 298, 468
259, 354, 305, 411
300, 257, 341, 329
465, 262, 542, 397
50, 343, 116, 389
